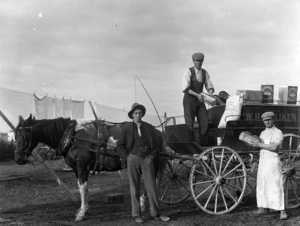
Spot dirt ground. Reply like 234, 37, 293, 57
1, 159, 300, 226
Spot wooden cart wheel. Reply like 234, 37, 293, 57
189, 146, 247, 214
281, 133, 300, 209
158, 159, 192, 204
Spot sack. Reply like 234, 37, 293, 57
202, 93, 217, 106
218, 95, 243, 128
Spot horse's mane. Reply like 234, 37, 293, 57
31, 117, 75, 148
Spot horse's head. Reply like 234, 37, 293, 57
15, 114, 39, 165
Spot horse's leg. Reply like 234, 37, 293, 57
140, 192, 148, 213
75, 160, 90, 221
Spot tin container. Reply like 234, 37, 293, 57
278, 86, 288, 104
287, 86, 298, 104
261, 85, 274, 103
236, 90, 263, 104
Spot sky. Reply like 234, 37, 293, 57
0, 0, 300, 117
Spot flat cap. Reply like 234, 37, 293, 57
261, 111, 275, 120
192, 52, 204, 61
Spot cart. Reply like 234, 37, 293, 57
157, 103, 300, 215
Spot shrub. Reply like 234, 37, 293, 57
0, 140, 15, 161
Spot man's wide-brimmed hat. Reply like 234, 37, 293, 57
128, 103, 146, 119
261, 111, 275, 120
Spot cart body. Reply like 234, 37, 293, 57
160, 103, 300, 214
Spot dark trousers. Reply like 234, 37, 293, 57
183, 94, 208, 145
127, 153, 160, 217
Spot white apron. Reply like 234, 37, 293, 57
256, 126, 284, 210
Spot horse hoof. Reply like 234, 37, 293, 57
75, 215, 85, 221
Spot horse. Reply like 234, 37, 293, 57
14, 114, 166, 221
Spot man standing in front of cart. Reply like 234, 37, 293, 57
182, 52, 214, 145
250, 111, 288, 220
116, 103, 170, 223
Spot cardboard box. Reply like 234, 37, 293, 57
236, 90, 263, 104
288, 86, 298, 104
261, 85, 274, 103
278, 86, 288, 104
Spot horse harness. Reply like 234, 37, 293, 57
65, 121, 119, 174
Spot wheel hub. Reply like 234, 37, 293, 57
215, 176, 226, 185
285, 167, 296, 177
170, 173, 177, 180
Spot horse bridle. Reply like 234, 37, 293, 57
15, 125, 35, 157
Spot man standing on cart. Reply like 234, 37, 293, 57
250, 111, 288, 220
182, 52, 214, 145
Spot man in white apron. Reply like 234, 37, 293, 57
250, 111, 287, 220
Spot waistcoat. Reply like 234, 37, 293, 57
189, 67, 206, 94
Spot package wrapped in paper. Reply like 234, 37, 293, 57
201, 93, 216, 106
239, 131, 261, 145
218, 95, 243, 128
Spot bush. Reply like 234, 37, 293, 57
0, 140, 15, 161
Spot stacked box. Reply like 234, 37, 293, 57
261, 85, 274, 103
236, 90, 263, 104
278, 86, 288, 104
287, 86, 298, 104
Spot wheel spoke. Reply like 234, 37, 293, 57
224, 181, 243, 192
222, 153, 235, 174
211, 149, 219, 175
289, 177, 300, 205
226, 174, 246, 180
223, 163, 243, 178
292, 173, 300, 178
160, 177, 170, 187
246, 180, 255, 191
287, 136, 292, 165
219, 148, 225, 175
202, 159, 217, 177
291, 146, 300, 164
193, 180, 215, 186
292, 162, 300, 170
214, 186, 219, 213
172, 180, 183, 200
204, 185, 217, 209
219, 186, 228, 211
223, 185, 238, 203
196, 183, 215, 199
175, 178, 190, 194
160, 180, 171, 200
194, 168, 214, 179
290, 176, 300, 188
173, 162, 185, 174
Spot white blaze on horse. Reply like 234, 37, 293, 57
14, 114, 166, 221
